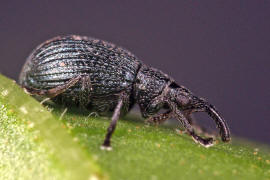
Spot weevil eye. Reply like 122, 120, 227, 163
168, 83, 192, 107
176, 94, 190, 106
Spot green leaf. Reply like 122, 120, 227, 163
0, 74, 105, 180
54, 100, 270, 180
1, 73, 270, 180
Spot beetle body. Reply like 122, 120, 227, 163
19, 35, 230, 149
20, 36, 140, 115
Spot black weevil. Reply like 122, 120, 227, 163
19, 35, 230, 150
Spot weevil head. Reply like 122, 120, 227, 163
167, 82, 193, 108
134, 65, 230, 143
167, 82, 231, 142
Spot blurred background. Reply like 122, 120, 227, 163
0, 1, 269, 144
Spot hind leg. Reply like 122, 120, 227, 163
23, 75, 91, 98
145, 110, 173, 125
101, 92, 128, 150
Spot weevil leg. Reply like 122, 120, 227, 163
23, 76, 82, 98
101, 92, 127, 150
145, 110, 173, 125
80, 75, 92, 92
78, 75, 93, 107
143, 90, 170, 124
23, 75, 93, 102
168, 101, 214, 147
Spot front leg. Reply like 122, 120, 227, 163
145, 110, 173, 125
168, 101, 214, 147
142, 90, 168, 119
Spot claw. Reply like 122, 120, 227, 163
190, 130, 215, 148
100, 145, 113, 151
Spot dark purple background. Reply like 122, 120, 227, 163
0, 1, 269, 144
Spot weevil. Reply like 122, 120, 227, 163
19, 35, 230, 150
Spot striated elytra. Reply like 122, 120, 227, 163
19, 35, 230, 149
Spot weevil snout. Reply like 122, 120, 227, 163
189, 97, 230, 142
168, 86, 231, 143
204, 104, 231, 142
